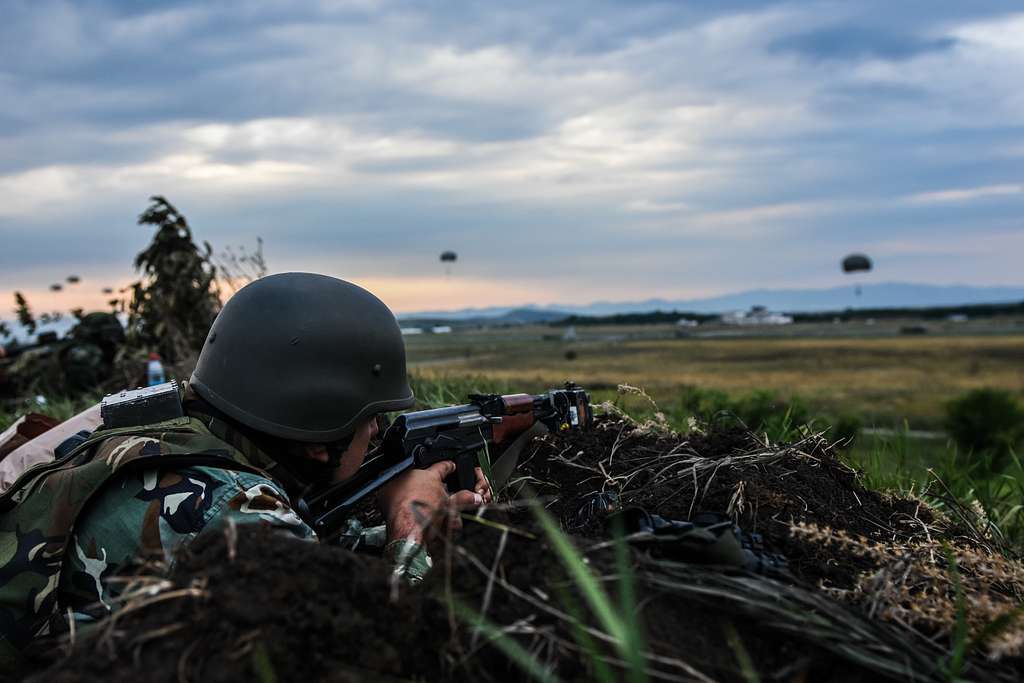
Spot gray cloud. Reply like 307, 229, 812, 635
1, 0, 1023, 312
769, 27, 956, 62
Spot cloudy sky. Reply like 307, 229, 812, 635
1, 1, 1022, 313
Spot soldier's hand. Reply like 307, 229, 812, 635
473, 466, 493, 505
377, 460, 484, 545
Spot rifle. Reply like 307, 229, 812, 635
298, 382, 593, 538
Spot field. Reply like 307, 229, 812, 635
405, 321, 1024, 429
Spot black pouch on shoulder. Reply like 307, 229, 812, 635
100, 381, 184, 429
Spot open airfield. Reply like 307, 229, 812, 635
405, 316, 1024, 431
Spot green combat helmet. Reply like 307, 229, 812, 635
190, 272, 416, 442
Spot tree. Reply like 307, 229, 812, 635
13, 292, 36, 335
124, 196, 221, 364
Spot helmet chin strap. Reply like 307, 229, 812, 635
185, 394, 354, 496
324, 436, 356, 469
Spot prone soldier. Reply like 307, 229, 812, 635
0, 272, 492, 663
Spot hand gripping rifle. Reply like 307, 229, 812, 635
298, 382, 593, 539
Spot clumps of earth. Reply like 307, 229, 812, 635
20, 416, 1024, 682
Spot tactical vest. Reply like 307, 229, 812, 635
0, 416, 265, 667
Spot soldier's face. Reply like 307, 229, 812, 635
333, 417, 379, 481
296, 417, 380, 482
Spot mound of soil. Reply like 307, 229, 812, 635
22, 417, 1023, 682
27, 526, 879, 683
518, 419, 936, 590
29, 529, 455, 683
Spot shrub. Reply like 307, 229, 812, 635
680, 386, 814, 442
944, 388, 1024, 472
829, 414, 862, 447
736, 389, 810, 436
680, 386, 733, 425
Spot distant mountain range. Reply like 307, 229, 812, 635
5, 282, 1023, 343
399, 282, 1024, 322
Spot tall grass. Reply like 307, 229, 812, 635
849, 426, 1024, 551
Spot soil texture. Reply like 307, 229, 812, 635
20, 417, 1023, 682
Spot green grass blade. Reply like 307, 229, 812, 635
453, 599, 563, 683
723, 623, 760, 683
531, 501, 628, 645
553, 584, 616, 683
251, 641, 277, 683
476, 426, 494, 493
611, 515, 648, 683
944, 546, 969, 680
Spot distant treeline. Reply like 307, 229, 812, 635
791, 300, 1024, 323
554, 300, 1024, 326
554, 311, 719, 326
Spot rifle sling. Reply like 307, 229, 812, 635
489, 422, 548, 491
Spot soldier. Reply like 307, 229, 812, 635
0, 273, 491, 663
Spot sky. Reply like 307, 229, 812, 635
1, 0, 1022, 314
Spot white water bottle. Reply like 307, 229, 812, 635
147, 353, 166, 386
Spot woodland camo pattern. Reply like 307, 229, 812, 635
0, 416, 310, 665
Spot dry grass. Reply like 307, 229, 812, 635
409, 333, 1024, 427
792, 522, 1024, 661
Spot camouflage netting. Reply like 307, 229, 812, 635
16, 416, 1024, 682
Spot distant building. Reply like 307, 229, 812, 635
400, 327, 423, 335
562, 325, 577, 342
946, 313, 969, 323
431, 325, 453, 334
675, 318, 699, 328
720, 307, 793, 326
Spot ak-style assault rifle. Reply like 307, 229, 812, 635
298, 383, 593, 538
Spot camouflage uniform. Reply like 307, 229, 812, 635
59, 453, 314, 623
0, 402, 429, 666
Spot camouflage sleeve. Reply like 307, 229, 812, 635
383, 539, 432, 585
326, 520, 432, 585
59, 465, 314, 623
191, 470, 315, 547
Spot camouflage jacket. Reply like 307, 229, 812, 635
0, 408, 429, 667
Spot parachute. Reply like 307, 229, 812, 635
66, 275, 81, 284
440, 251, 457, 276
101, 288, 114, 295
49, 284, 63, 292
841, 254, 872, 297
842, 254, 872, 273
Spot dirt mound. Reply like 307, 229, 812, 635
27, 529, 454, 683
518, 419, 936, 589
25, 526, 886, 683
22, 416, 1024, 682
